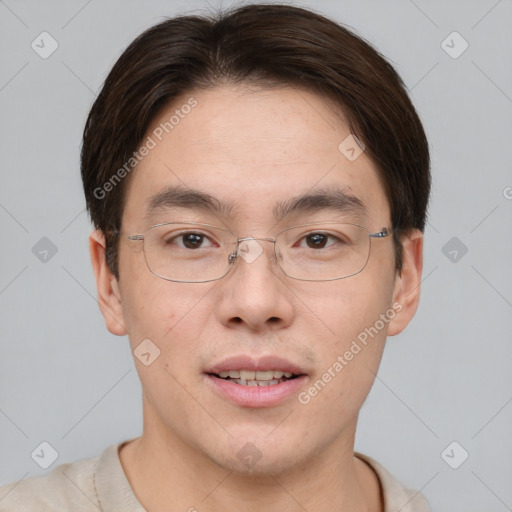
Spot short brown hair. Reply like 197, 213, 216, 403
81, 3, 430, 278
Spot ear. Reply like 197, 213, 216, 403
387, 229, 424, 336
89, 230, 128, 336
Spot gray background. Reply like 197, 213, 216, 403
1, 0, 511, 510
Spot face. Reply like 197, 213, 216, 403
91, 84, 423, 475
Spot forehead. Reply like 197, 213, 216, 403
122, 84, 390, 228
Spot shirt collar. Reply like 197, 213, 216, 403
95, 442, 146, 511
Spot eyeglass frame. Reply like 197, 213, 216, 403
112, 221, 393, 283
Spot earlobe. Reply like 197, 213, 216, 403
387, 230, 424, 336
89, 230, 128, 336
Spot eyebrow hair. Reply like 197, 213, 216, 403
144, 186, 236, 219
273, 187, 366, 221
144, 185, 366, 222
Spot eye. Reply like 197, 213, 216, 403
298, 232, 340, 249
165, 232, 215, 249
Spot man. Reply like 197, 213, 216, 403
0, 4, 431, 511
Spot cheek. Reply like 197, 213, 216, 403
298, 321, 388, 428
294, 272, 395, 411
118, 248, 215, 353
295, 264, 395, 341
119, 280, 216, 408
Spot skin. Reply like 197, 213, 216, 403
90, 84, 423, 512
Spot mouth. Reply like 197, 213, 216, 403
204, 355, 309, 407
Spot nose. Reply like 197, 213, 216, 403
215, 238, 295, 332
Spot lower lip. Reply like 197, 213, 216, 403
204, 374, 308, 408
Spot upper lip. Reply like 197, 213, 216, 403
206, 355, 308, 376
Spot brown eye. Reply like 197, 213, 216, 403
305, 233, 328, 249
162, 232, 214, 249
181, 233, 204, 249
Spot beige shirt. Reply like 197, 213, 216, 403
0, 443, 430, 511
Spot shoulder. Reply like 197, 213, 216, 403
356, 453, 431, 512
0, 449, 103, 512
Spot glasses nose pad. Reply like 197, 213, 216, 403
275, 244, 283, 262
228, 249, 238, 264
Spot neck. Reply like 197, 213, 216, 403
119, 415, 382, 512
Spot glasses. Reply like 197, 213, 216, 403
121, 221, 392, 283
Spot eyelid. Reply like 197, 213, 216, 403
160, 226, 223, 248
297, 230, 345, 245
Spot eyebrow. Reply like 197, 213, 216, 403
273, 187, 366, 221
143, 185, 366, 222
144, 186, 236, 219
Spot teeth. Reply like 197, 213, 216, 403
240, 370, 256, 380
235, 378, 285, 387
217, 370, 295, 380
253, 370, 273, 380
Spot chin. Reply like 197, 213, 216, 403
204, 430, 313, 477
